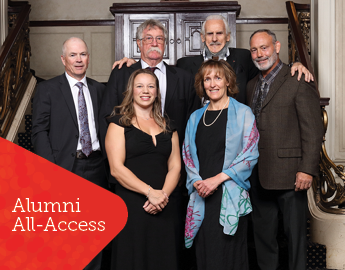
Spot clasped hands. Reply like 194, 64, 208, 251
143, 189, 169, 215
193, 175, 222, 199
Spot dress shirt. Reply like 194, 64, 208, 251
250, 60, 284, 115
203, 45, 230, 61
140, 60, 167, 115
65, 72, 100, 151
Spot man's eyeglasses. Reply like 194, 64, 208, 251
140, 36, 165, 44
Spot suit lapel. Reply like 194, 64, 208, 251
164, 62, 178, 111
192, 55, 204, 70
87, 78, 99, 133
130, 61, 142, 72
227, 48, 237, 70
262, 65, 289, 108
60, 74, 78, 128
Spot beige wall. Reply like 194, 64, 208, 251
22, 0, 310, 81
30, 26, 114, 82
22, 0, 310, 20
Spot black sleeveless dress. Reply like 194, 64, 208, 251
194, 109, 249, 270
108, 115, 179, 270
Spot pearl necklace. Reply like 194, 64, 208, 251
203, 97, 229, 127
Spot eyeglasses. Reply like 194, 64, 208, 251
140, 36, 165, 44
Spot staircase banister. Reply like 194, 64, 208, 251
286, 1, 318, 94
0, 2, 30, 70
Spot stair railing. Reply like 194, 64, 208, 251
286, 1, 345, 214
0, 1, 32, 138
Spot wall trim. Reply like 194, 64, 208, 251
29, 20, 115, 27
29, 18, 288, 27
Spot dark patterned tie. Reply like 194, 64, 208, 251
212, 56, 219, 60
146, 67, 157, 73
253, 80, 266, 125
76, 82, 92, 156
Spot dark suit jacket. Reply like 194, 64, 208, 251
32, 74, 105, 172
176, 47, 259, 104
246, 64, 323, 190
99, 61, 199, 150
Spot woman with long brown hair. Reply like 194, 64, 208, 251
105, 69, 181, 270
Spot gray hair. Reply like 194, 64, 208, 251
249, 29, 277, 44
201, 15, 231, 36
136, 19, 168, 43
62, 37, 89, 56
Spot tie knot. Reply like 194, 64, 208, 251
146, 67, 157, 73
76, 82, 84, 90
212, 56, 219, 61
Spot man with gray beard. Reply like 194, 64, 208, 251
246, 29, 323, 270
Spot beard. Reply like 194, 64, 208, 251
204, 40, 230, 57
253, 50, 278, 71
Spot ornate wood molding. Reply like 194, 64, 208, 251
0, 1, 32, 138
286, 1, 345, 214
315, 100, 345, 214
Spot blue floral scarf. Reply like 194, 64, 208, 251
183, 97, 259, 248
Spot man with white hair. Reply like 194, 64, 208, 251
176, 15, 312, 104
114, 15, 312, 105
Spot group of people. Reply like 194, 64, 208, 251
32, 14, 324, 270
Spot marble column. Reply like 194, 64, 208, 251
309, 1, 345, 269
0, 0, 8, 46
311, 0, 345, 163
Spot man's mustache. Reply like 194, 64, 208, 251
147, 47, 162, 55
254, 56, 269, 63
209, 41, 222, 46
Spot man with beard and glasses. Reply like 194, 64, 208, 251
246, 29, 323, 270
113, 15, 313, 105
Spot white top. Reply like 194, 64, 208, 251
65, 72, 100, 151
140, 60, 167, 115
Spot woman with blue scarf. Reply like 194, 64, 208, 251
183, 60, 259, 270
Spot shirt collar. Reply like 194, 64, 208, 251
203, 45, 230, 61
140, 59, 166, 75
65, 72, 88, 88
259, 60, 283, 85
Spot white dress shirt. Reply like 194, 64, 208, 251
65, 72, 100, 151
140, 60, 167, 115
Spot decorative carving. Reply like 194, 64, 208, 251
8, 13, 17, 29
0, 5, 32, 138
287, 2, 345, 212
298, 12, 310, 53
313, 105, 345, 214
288, 11, 310, 64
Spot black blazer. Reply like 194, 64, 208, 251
176, 47, 259, 104
99, 61, 200, 150
32, 74, 105, 171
